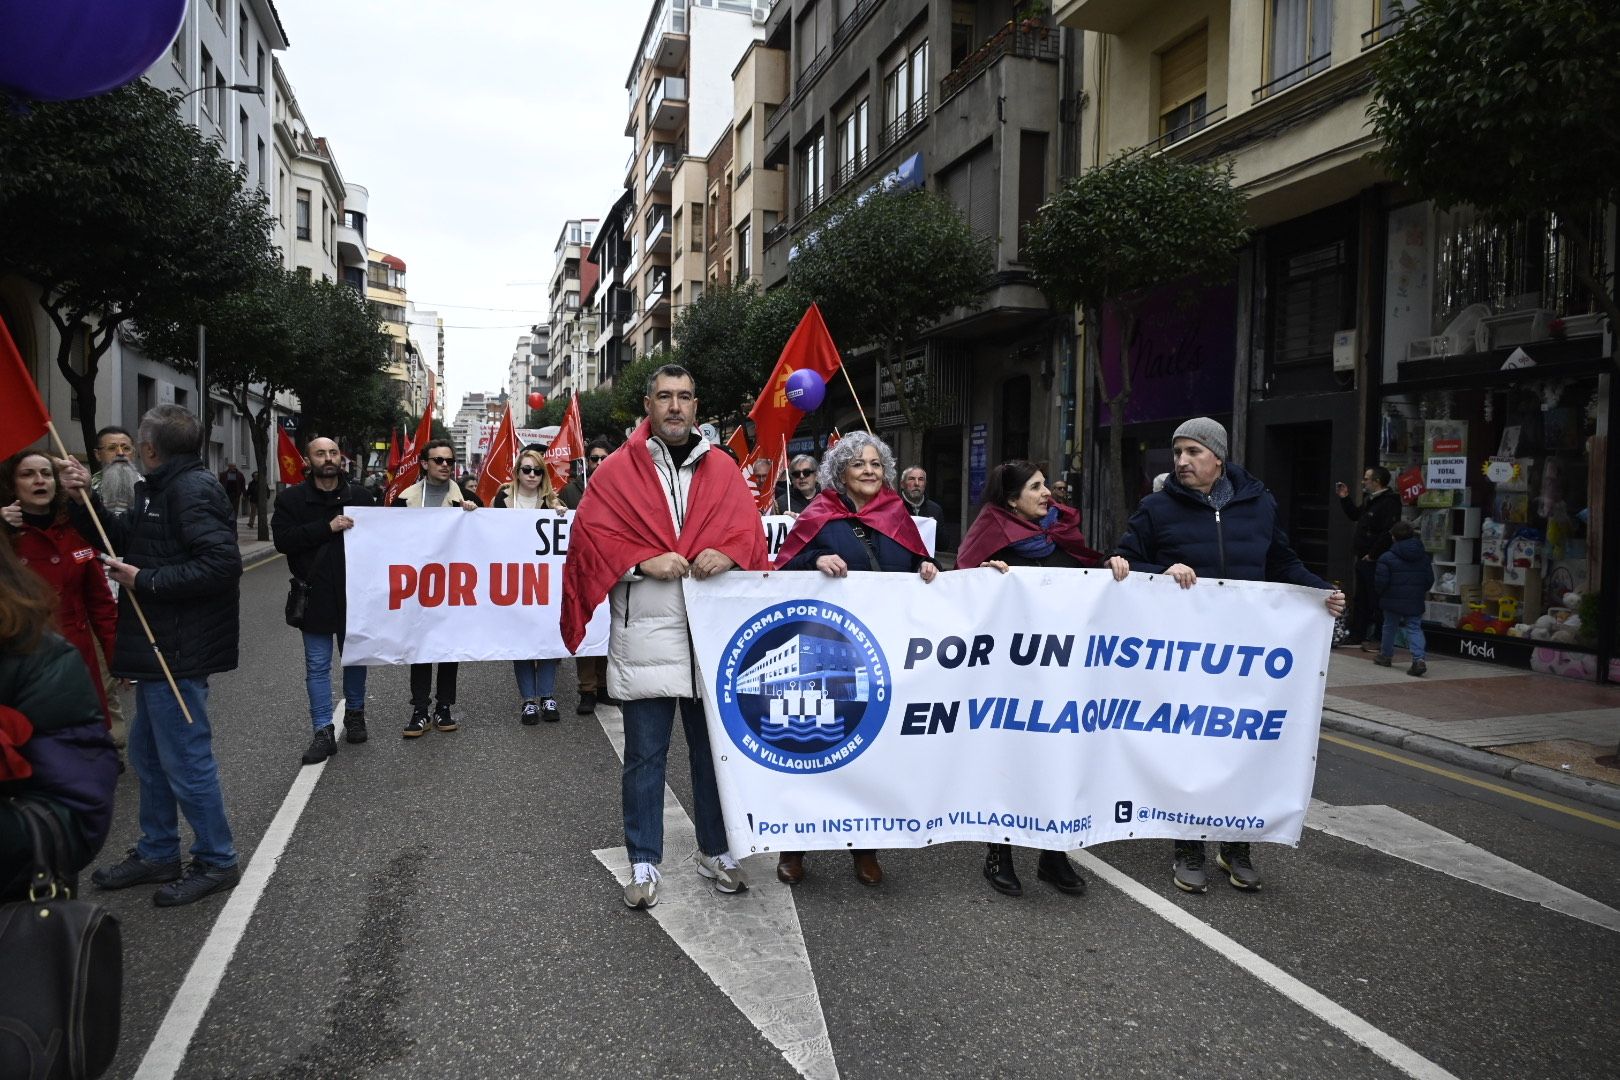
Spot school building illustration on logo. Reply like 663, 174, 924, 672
735, 632, 870, 744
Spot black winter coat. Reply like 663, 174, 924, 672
1374, 536, 1433, 617
1114, 463, 1332, 589
781, 499, 931, 574
272, 479, 375, 636
1340, 487, 1401, 559
72, 455, 242, 678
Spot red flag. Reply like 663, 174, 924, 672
276, 427, 305, 485
545, 393, 585, 491
726, 425, 749, 462
476, 403, 518, 506
0, 317, 50, 460
386, 428, 402, 477
385, 370, 438, 504
743, 303, 842, 507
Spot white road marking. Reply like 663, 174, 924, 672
1073, 850, 1462, 1080
594, 704, 839, 1080
132, 705, 349, 1080
1306, 799, 1620, 932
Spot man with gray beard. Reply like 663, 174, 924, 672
90, 426, 140, 747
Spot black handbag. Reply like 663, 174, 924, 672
0, 799, 123, 1080
285, 536, 337, 630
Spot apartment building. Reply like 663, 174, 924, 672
270, 59, 366, 289
717, 42, 790, 287
406, 303, 445, 418
587, 191, 637, 387
367, 248, 414, 405
548, 219, 600, 395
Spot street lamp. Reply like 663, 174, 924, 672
178, 82, 264, 100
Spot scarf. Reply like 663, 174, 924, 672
774, 486, 929, 569
956, 502, 1103, 570
560, 419, 767, 651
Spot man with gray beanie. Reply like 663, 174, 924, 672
1113, 416, 1345, 895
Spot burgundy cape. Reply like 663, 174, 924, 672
560, 421, 768, 652
774, 486, 929, 568
956, 502, 1104, 570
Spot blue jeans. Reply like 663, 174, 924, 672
128, 678, 236, 868
513, 658, 559, 701
302, 631, 367, 732
621, 696, 729, 864
1381, 613, 1426, 661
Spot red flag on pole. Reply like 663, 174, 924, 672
0, 317, 50, 460
476, 402, 518, 506
736, 304, 842, 513
385, 370, 438, 504
545, 392, 585, 492
386, 428, 402, 477
726, 425, 749, 462
276, 427, 305, 485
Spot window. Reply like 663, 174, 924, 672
256, 137, 265, 187
736, 220, 752, 280
296, 190, 311, 241
796, 131, 826, 215
949, 2, 976, 68
1159, 28, 1208, 144
569, 222, 583, 244
214, 69, 227, 122
170, 23, 183, 67
238, 8, 249, 63
691, 280, 704, 303
692, 202, 704, 252
796, 2, 822, 75
835, 97, 868, 187
1264, 0, 1333, 96
238, 109, 249, 166
297, 266, 312, 282
199, 47, 215, 117
939, 141, 998, 242
1271, 240, 1351, 367
1016, 131, 1047, 256
256, 45, 265, 91
211, 0, 225, 25
736, 113, 753, 175
882, 37, 929, 146
277, 169, 287, 222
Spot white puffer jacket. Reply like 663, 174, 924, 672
606, 434, 712, 701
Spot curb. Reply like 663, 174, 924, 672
1321, 710, 1620, 813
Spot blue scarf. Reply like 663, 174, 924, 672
1007, 506, 1059, 559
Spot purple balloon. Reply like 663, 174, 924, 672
0, 0, 188, 102
784, 368, 826, 413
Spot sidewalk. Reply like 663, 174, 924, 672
1322, 647, 1620, 811
235, 517, 278, 566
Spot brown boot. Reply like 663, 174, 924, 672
852, 849, 883, 886
776, 851, 805, 885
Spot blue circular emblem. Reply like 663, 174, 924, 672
715, 601, 889, 774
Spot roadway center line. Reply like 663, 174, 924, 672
131, 703, 345, 1080
1320, 733, 1620, 830
1072, 850, 1461, 1080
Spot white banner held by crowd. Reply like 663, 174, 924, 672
685, 568, 1333, 852
343, 506, 608, 664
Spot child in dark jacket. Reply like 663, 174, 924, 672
1374, 520, 1433, 676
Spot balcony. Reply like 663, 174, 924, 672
1362, 9, 1406, 50
940, 22, 1060, 104
645, 141, 679, 192
831, 147, 869, 192
879, 93, 928, 150
1051, 0, 1139, 34
795, 186, 826, 223
335, 222, 367, 268
1253, 53, 1332, 104
647, 76, 688, 131
643, 0, 689, 68
644, 274, 669, 316
646, 211, 670, 254
763, 220, 790, 250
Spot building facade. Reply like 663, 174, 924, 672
548, 218, 600, 395
588, 191, 637, 388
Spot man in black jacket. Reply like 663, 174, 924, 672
1335, 465, 1401, 647
273, 436, 375, 765
58, 404, 244, 907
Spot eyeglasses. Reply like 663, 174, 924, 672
588, 455, 608, 463
518, 466, 544, 475
426, 456, 454, 465
791, 469, 816, 478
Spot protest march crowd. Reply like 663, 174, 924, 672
2, 357, 1361, 927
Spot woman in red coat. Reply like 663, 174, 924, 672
2, 451, 117, 725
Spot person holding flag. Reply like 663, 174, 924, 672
561, 436, 613, 715
491, 446, 565, 725
561, 364, 766, 910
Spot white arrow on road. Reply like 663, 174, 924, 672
1306, 799, 1620, 933
593, 705, 839, 1080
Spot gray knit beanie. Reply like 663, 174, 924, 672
1172, 417, 1227, 461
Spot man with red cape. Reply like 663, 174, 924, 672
562, 364, 767, 911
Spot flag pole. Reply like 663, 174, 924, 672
838, 363, 874, 433
47, 421, 196, 725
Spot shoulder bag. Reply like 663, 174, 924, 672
285, 532, 338, 630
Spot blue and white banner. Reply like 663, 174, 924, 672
685, 568, 1334, 852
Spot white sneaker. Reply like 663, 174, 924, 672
624, 862, 660, 909
693, 851, 747, 894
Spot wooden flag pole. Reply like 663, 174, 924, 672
838, 363, 874, 434
47, 421, 196, 725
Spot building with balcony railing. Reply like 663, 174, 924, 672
548, 218, 600, 396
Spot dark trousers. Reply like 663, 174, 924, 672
409, 663, 458, 709
1352, 559, 1379, 642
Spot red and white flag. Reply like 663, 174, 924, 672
385, 370, 438, 504
545, 392, 585, 492
476, 402, 518, 506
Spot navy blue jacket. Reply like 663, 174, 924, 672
781, 500, 931, 574
1374, 536, 1433, 616
1114, 463, 1331, 589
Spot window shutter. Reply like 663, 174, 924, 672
1160, 28, 1207, 114
968, 145, 998, 241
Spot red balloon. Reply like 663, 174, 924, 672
527, 392, 546, 410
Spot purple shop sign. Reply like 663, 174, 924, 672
1097, 279, 1237, 426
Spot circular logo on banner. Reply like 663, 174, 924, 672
715, 601, 889, 774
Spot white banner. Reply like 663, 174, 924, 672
685, 569, 1332, 853
761, 515, 937, 560
343, 507, 609, 664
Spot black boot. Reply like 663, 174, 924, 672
345, 709, 367, 744
983, 844, 1022, 897
1036, 850, 1086, 895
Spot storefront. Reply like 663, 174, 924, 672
1376, 199, 1617, 681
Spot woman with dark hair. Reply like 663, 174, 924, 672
493, 447, 566, 723
956, 459, 1129, 898
1, 450, 118, 725
773, 431, 936, 887
0, 539, 120, 897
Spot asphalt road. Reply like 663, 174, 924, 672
89, 554, 1620, 1079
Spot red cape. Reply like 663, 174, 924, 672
774, 486, 929, 569
561, 421, 768, 651
956, 502, 1104, 570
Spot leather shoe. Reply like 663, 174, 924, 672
776, 852, 805, 885
852, 849, 883, 885
984, 844, 1023, 896
1037, 850, 1087, 895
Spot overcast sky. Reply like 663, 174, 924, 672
275, 0, 645, 409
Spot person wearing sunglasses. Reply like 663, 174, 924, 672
560, 436, 612, 511
492, 448, 565, 724
774, 454, 820, 516
390, 439, 478, 738
560, 437, 614, 712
